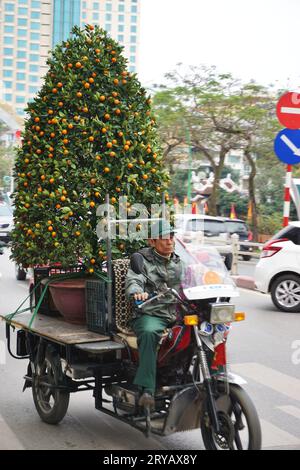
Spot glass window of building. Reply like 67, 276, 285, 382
17, 73, 26, 80
30, 64, 39, 72
130, 45, 136, 53
105, 24, 112, 32
16, 109, 25, 116
93, 12, 99, 20
31, 1, 40, 8
131, 5, 137, 13
118, 4, 125, 12
82, 12, 87, 19
106, 13, 112, 21
30, 33, 40, 40
4, 37, 13, 44
18, 29, 27, 36
131, 15, 137, 23
106, 3, 112, 11
129, 65, 135, 72
4, 15, 14, 22
30, 43, 39, 51
4, 48, 13, 55
4, 94, 12, 102
4, 26, 14, 33
18, 7, 28, 15
82, 1, 86, 8
29, 86, 39, 94
131, 25, 137, 33
29, 54, 39, 62
130, 35, 136, 43
93, 2, 99, 9
18, 40, 26, 47
18, 0, 29, 4
31, 11, 40, 19
3, 59, 13, 66
17, 83, 25, 91
4, 81, 13, 89
5, 3, 14, 11
16, 96, 25, 103
130, 55, 135, 63
31, 22, 40, 30
17, 50, 27, 58
3, 70, 13, 77
118, 14, 124, 22
17, 62, 26, 69
117, 34, 124, 42
29, 75, 39, 83
118, 24, 124, 32
18, 18, 28, 26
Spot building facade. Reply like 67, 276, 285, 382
0, 0, 140, 116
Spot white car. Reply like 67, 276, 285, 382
0, 202, 13, 244
255, 221, 300, 312
175, 214, 233, 270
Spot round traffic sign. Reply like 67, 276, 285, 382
276, 92, 300, 129
274, 128, 300, 165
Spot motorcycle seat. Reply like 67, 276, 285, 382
115, 329, 170, 351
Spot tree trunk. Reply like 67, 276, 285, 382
244, 145, 258, 241
208, 147, 227, 216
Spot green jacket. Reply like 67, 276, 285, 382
125, 247, 183, 322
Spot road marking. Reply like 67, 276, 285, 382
232, 363, 300, 402
278, 405, 300, 421
0, 414, 24, 450
260, 419, 300, 448
281, 106, 300, 115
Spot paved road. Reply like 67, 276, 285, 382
0, 249, 299, 450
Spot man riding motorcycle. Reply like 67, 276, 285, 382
125, 221, 183, 408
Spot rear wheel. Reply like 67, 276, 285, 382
32, 345, 70, 424
271, 274, 300, 313
201, 384, 262, 450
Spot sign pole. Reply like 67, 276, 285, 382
283, 164, 292, 227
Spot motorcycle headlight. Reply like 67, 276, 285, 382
209, 303, 236, 324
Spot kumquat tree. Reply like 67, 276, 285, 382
11, 25, 170, 272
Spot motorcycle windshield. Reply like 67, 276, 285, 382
175, 236, 239, 300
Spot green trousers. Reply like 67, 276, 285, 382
131, 315, 170, 394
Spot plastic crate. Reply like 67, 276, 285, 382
33, 265, 85, 317
85, 279, 108, 334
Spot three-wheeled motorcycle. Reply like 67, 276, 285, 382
2, 235, 262, 450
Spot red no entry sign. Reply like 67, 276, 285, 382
276, 92, 300, 129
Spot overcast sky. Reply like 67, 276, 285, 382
139, 0, 300, 90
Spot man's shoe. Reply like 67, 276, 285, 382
138, 392, 155, 409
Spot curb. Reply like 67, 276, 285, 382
232, 275, 256, 291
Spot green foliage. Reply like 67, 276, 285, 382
218, 189, 248, 219
257, 213, 282, 235
11, 25, 169, 269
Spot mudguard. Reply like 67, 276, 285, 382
163, 385, 205, 435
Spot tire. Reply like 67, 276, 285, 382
16, 265, 27, 281
271, 274, 300, 313
32, 345, 70, 424
201, 384, 262, 450
224, 253, 233, 271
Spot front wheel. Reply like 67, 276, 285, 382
201, 384, 262, 450
32, 345, 70, 424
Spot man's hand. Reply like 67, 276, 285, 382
133, 292, 149, 301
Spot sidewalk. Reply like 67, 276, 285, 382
0, 414, 24, 450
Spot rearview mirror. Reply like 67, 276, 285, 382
130, 253, 145, 275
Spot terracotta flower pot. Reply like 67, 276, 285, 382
49, 279, 86, 325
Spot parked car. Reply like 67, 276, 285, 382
220, 217, 253, 261
255, 222, 300, 312
175, 214, 233, 270
0, 203, 13, 244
